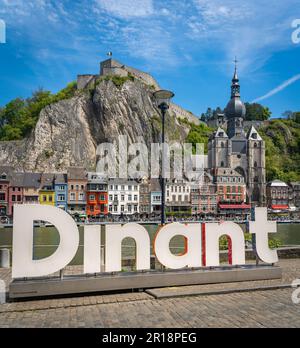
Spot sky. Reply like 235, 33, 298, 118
0, 0, 299, 118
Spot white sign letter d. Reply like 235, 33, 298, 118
12, 205, 79, 278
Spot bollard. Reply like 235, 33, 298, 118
0, 280, 5, 304
0, 249, 10, 268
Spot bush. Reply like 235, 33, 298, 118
0, 83, 77, 141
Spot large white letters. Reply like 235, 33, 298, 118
11, 205, 279, 278
84, 225, 102, 274
249, 207, 278, 264
12, 205, 79, 278
154, 223, 202, 269
205, 222, 245, 267
105, 223, 150, 272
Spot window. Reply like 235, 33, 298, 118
58, 194, 65, 201
90, 205, 94, 212
100, 195, 105, 201
0, 193, 5, 201
81, 185, 84, 190
79, 193, 84, 201
76, 185, 79, 190
221, 142, 225, 148
110, 185, 113, 190
70, 185, 74, 190
49, 196, 53, 202
89, 194, 95, 201
12, 195, 16, 202
134, 205, 138, 212
121, 205, 124, 212
114, 205, 118, 212
134, 185, 138, 191
134, 195, 138, 201
128, 205, 132, 212
227, 186, 231, 193
128, 194, 132, 201
121, 185, 125, 190
115, 185, 118, 190
58, 185, 65, 191
109, 205, 112, 212
70, 193, 75, 201
254, 143, 258, 148
43, 195, 47, 202
221, 161, 224, 167
121, 194, 125, 201
128, 185, 132, 191
254, 161, 258, 168
114, 194, 118, 201
109, 195, 113, 201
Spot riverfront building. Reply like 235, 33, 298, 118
86, 173, 108, 217
108, 178, 139, 216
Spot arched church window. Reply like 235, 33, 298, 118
254, 143, 258, 148
221, 161, 224, 167
254, 161, 258, 168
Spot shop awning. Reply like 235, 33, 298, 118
219, 203, 251, 209
271, 205, 289, 210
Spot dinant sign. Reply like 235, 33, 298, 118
11, 205, 278, 279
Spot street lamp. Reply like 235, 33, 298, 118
153, 90, 175, 225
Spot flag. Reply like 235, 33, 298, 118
107, 51, 112, 57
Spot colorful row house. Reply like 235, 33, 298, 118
108, 178, 139, 215
0, 166, 14, 216
86, 173, 108, 217
67, 167, 87, 215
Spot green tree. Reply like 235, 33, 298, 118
245, 103, 271, 121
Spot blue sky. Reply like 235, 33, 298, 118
0, 0, 299, 117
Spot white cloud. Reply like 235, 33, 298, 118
96, 0, 154, 19
252, 74, 300, 102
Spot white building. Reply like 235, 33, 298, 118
108, 179, 140, 215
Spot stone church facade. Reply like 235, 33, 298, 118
208, 65, 266, 206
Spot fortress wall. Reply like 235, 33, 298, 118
77, 75, 97, 89
124, 66, 160, 89
170, 103, 200, 126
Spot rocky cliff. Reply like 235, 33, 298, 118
0, 78, 198, 172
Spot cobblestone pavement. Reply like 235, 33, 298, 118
0, 259, 299, 328
0, 288, 299, 328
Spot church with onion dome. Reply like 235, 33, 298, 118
208, 62, 266, 206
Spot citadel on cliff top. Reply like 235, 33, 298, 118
77, 57, 200, 126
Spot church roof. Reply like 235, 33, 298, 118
247, 126, 262, 141
214, 127, 228, 138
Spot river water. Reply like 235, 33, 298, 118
0, 223, 299, 265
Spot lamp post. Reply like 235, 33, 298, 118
153, 90, 175, 225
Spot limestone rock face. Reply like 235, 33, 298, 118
0, 79, 196, 172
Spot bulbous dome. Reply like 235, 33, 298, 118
225, 97, 246, 119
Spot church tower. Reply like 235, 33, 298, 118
208, 60, 266, 206
226, 60, 246, 139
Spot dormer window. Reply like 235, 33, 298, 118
1, 173, 7, 180
219, 132, 224, 137
252, 133, 257, 139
